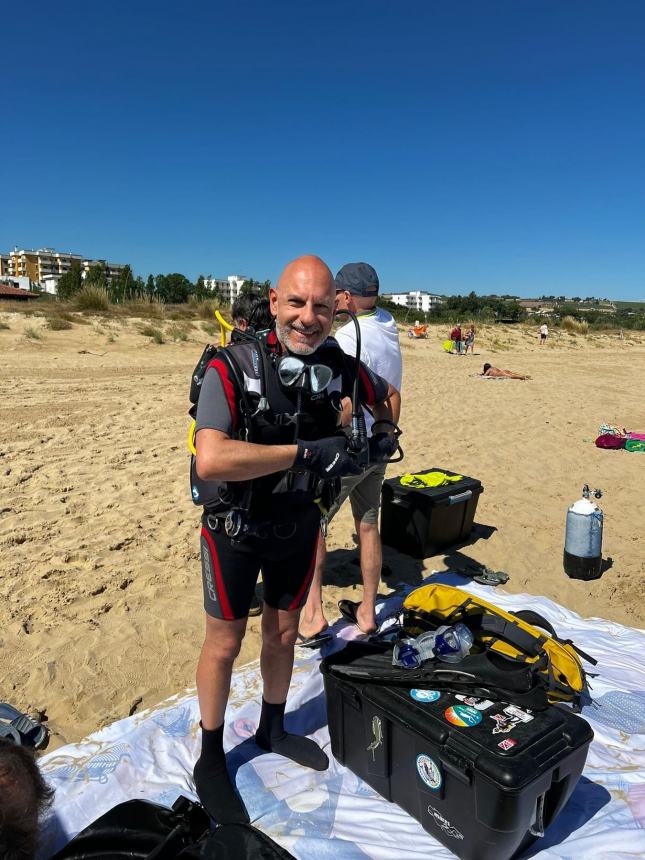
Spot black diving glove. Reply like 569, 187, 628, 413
295, 435, 363, 479
368, 432, 399, 463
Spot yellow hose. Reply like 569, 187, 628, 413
215, 309, 234, 346
189, 308, 234, 455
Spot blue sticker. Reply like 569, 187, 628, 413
191, 485, 200, 501
410, 689, 441, 703
416, 754, 442, 790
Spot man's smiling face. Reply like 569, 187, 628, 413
270, 256, 336, 355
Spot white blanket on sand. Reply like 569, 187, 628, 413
39, 575, 645, 859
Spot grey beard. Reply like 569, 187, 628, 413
275, 320, 323, 355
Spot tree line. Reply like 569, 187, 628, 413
379, 290, 645, 330
56, 262, 270, 305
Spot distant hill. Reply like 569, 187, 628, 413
613, 300, 645, 312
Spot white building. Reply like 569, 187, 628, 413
203, 275, 247, 305
0, 275, 32, 292
383, 291, 444, 313
0, 247, 127, 293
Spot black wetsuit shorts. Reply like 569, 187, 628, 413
199, 505, 320, 620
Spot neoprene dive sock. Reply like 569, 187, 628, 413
193, 723, 250, 824
255, 698, 329, 771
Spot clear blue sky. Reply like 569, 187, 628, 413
2, 1, 644, 300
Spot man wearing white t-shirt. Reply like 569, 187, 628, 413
299, 263, 402, 642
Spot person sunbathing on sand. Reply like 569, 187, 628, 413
481, 363, 531, 380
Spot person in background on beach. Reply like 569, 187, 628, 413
450, 323, 463, 354
0, 738, 53, 860
539, 322, 549, 345
192, 255, 399, 824
480, 362, 531, 380
463, 325, 475, 354
231, 294, 273, 339
299, 263, 402, 642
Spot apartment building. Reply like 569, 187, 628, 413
1, 248, 127, 292
203, 274, 247, 305
383, 290, 444, 313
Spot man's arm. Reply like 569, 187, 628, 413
195, 429, 296, 482
372, 382, 401, 428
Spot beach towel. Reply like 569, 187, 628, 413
627, 432, 645, 441
625, 439, 645, 453
595, 434, 626, 450
39, 578, 645, 860
598, 424, 626, 437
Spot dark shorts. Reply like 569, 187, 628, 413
327, 463, 387, 525
199, 506, 321, 620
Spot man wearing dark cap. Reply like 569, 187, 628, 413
299, 263, 402, 641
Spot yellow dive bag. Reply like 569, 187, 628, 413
403, 583, 596, 710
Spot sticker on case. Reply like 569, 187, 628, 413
490, 713, 521, 735
416, 754, 442, 790
455, 694, 494, 711
427, 804, 464, 840
366, 716, 383, 761
410, 689, 441, 703
503, 704, 534, 723
444, 705, 482, 727
498, 738, 517, 751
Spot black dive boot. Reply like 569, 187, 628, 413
193, 723, 249, 824
255, 699, 329, 771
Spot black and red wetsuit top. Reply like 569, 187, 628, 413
192, 332, 389, 518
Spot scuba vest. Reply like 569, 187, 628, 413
188, 332, 351, 518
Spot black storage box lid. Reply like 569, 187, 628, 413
383, 468, 482, 504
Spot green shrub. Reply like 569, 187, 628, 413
140, 324, 165, 344
123, 296, 165, 320
75, 285, 111, 311
24, 326, 41, 339
194, 299, 224, 321
561, 315, 588, 335
46, 316, 73, 330
53, 310, 77, 322
201, 322, 218, 337
168, 325, 188, 342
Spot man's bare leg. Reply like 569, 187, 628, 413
353, 517, 381, 634
298, 533, 329, 639
197, 615, 248, 729
260, 604, 301, 703
256, 604, 328, 770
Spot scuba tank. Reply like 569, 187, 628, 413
563, 484, 603, 580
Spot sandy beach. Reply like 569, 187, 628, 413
1, 310, 644, 750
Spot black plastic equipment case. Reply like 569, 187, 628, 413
381, 468, 484, 558
321, 652, 593, 860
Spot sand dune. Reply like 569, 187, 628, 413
1, 311, 643, 749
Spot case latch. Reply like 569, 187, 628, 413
439, 749, 472, 785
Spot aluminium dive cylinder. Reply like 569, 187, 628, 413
563, 489, 603, 581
